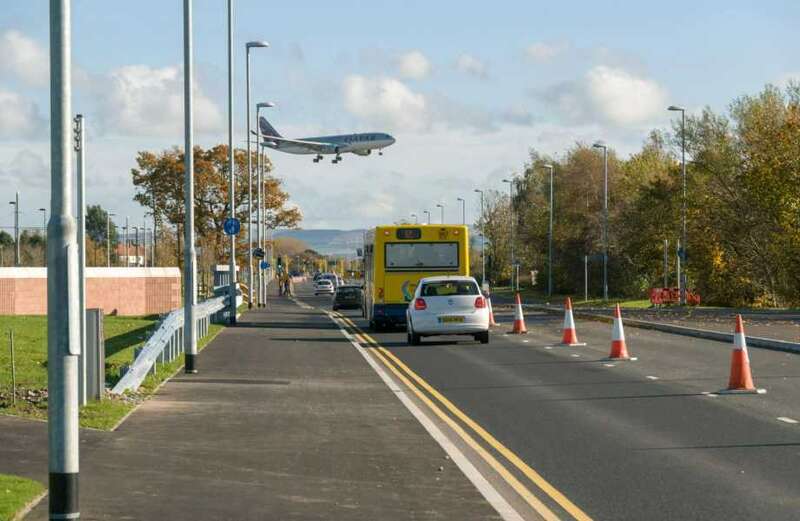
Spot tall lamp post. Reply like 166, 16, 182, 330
543, 164, 554, 297
9, 193, 20, 266
245, 40, 269, 309
423, 210, 430, 224
39, 207, 47, 266
256, 101, 275, 307
473, 189, 485, 287
106, 212, 115, 267
226, 0, 236, 324
410, 213, 418, 224
592, 142, 609, 301
436, 203, 444, 224
502, 178, 516, 292
668, 105, 687, 305
456, 197, 465, 225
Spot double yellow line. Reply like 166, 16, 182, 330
332, 312, 592, 521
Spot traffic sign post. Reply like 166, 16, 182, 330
223, 217, 241, 235
253, 247, 265, 259
260, 260, 270, 270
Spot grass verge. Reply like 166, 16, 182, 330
0, 314, 224, 430
0, 473, 44, 521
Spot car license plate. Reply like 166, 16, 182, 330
438, 316, 464, 323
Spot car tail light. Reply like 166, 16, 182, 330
474, 296, 486, 309
414, 298, 427, 310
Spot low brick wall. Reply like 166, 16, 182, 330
0, 267, 181, 316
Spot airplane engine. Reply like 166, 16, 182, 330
353, 149, 372, 156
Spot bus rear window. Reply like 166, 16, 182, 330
385, 242, 458, 270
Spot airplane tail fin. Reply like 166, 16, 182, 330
259, 116, 281, 138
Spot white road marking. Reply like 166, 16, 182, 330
522, 339, 530, 343
544, 346, 553, 350
701, 392, 719, 398
603, 363, 615, 367
645, 376, 659, 380
777, 417, 798, 424
570, 354, 580, 358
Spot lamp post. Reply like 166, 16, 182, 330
410, 213, 418, 224
226, 0, 236, 324
436, 203, 444, 224
502, 178, 516, 292
473, 188, 485, 287
9, 193, 19, 266
256, 101, 275, 307
106, 212, 115, 267
456, 197, 465, 225
668, 105, 687, 305
124, 216, 129, 267
39, 207, 47, 266
423, 210, 430, 224
245, 41, 269, 309
592, 142, 609, 301
543, 164, 554, 297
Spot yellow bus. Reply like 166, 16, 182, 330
363, 224, 469, 330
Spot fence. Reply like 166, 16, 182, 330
110, 296, 226, 394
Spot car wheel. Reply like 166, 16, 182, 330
476, 330, 490, 344
332, 305, 338, 311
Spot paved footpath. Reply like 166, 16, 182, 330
1, 296, 500, 520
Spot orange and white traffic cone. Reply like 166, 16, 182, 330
510, 293, 527, 334
560, 297, 585, 346
722, 315, 764, 394
608, 304, 632, 360
487, 297, 499, 327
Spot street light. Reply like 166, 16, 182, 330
9, 193, 19, 266
256, 101, 275, 308
107, 212, 115, 267
592, 142, 609, 301
39, 207, 47, 266
668, 105, 687, 305
543, 164, 554, 297
423, 210, 431, 224
456, 197, 465, 225
226, 0, 236, 324
245, 40, 269, 310
410, 213, 418, 224
473, 189, 485, 287
436, 203, 444, 224
502, 178, 516, 291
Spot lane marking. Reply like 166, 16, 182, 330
777, 417, 798, 424
602, 363, 615, 368
326, 313, 526, 521
570, 354, 580, 358
360, 334, 593, 521
645, 376, 659, 381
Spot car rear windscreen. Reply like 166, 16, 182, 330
337, 288, 359, 297
385, 242, 458, 270
420, 281, 479, 296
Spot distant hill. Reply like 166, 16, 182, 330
273, 229, 365, 256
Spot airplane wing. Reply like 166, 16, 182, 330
263, 136, 337, 153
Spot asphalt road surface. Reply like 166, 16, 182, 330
301, 283, 800, 521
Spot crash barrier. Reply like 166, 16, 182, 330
110, 296, 226, 394
649, 287, 701, 306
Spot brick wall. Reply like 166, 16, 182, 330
0, 267, 181, 316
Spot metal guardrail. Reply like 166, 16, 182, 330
110, 296, 227, 394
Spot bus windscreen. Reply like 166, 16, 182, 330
385, 242, 459, 270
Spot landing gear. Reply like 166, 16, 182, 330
332, 154, 342, 164
313, 154, 322, 163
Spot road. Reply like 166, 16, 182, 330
301, 283, 800, 520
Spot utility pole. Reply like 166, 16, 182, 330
503, 178, 516, 292
457, 197, 465, 225
48, 1, 80, 518
663, 239, 669, 288
593, 142, 609, 301
669, 105, 688, 305
39, 208, 47, 265
106, 212, 114, 267
73, 114, 87, 406
184, 0, 198, 373
124, 216, 129, 267
9, 192, 20, 266
226, 0, 237, 324
473, 189, 485, 287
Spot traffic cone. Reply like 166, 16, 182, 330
510, 293, 527, 334
608, 304, 631, 360
560, 297, 584, 346
487, 297, 499, 327
723, 315, 763, 393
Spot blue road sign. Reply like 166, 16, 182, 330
223, 218, 241, 235
260, 261, 270, 270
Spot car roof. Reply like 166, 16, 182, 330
418, 275, 478, 283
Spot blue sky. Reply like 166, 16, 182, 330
1, 1, 799, 232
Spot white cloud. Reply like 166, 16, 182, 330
537, 65, 668, 126
0, 149, 48, 189
0, 89, 46, 139
526, 41, 569, 63
0, 30, 49, 86
456, 54, 488, 79
397, 50, 432, 79
342, 75, 429, 131
96, 65, 223, 137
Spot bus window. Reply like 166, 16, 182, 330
385, 242, 459, 270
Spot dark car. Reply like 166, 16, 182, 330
332, 285, 362, 311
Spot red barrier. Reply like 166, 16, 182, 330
649, 287, 700, 306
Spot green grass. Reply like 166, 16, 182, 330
0, 314, 224, 430
0, 473, 44, 521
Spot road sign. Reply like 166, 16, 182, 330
223, 218, 241, 235
253, 247, 265, 259
260, 261, 270, 270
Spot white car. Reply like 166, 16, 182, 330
314, 279, 335, 295
406, 276, 490, 345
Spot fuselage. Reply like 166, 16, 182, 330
264, 132, 395, 155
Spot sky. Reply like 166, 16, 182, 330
1, 0, 799, 232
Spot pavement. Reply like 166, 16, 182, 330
0, 293, 501, 520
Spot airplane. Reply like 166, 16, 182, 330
258, 116, 396, 164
